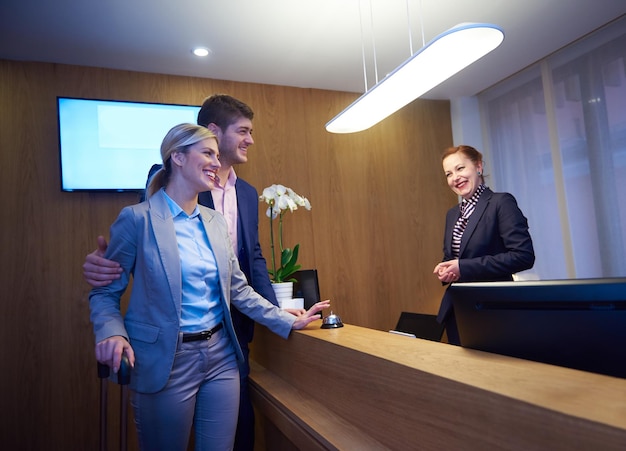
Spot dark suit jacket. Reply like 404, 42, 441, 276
437, 187, 535, 322
146, 164, 278, 348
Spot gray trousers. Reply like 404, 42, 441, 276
131, 327, 240, 451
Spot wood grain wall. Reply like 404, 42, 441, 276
0, 59, 455, 449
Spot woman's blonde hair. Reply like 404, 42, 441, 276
146, 123, 217, 198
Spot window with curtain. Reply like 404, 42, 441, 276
479, 16, 626, 280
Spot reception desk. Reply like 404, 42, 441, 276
249, 322, 626, 450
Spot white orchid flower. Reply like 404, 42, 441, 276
259, 184, 312, 283
265, 206, 279, 220
275, 184, 287, 196
260, 185, 278, 203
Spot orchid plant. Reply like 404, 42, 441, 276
259, 184, 311, 283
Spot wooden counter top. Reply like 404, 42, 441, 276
250, 322, 626, 450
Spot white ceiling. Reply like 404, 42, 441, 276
0, 1, 624, 100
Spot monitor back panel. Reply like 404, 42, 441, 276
449, 278, 626, 378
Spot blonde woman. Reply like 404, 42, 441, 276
90, 123, 329, 450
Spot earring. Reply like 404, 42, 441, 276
477, 171, 482, 175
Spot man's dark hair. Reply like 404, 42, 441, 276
197, 94, 254, 129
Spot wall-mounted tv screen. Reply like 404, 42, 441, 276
57, 97, 200, 192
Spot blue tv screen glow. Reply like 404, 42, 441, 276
57, 97, 200, 192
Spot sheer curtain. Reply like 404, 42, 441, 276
479, 17, 626, 280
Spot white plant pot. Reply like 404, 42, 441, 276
271, 281, 294, 307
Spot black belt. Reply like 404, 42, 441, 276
182, 323, 224, 342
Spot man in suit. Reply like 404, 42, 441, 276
83, 94, 286, 451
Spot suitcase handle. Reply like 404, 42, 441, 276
98, 354, 131, 451
97, 354, 131, 385
118, 355, 131, 385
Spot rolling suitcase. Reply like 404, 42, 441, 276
98, 355, 131, 451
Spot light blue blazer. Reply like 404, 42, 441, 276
89, 189, 295, 394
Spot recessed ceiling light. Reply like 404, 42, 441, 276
192, 47, 210, 57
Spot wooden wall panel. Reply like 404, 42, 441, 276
0, 59, 454, 449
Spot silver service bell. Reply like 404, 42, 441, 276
321, 311, 344, 329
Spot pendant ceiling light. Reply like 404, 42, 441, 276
326, 22, 504, 134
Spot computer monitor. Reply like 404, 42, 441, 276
391, 312, 445, 342
292, 269, 320, 311
448, 278, 626, 378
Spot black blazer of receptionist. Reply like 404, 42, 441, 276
436, 187, 535, 323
